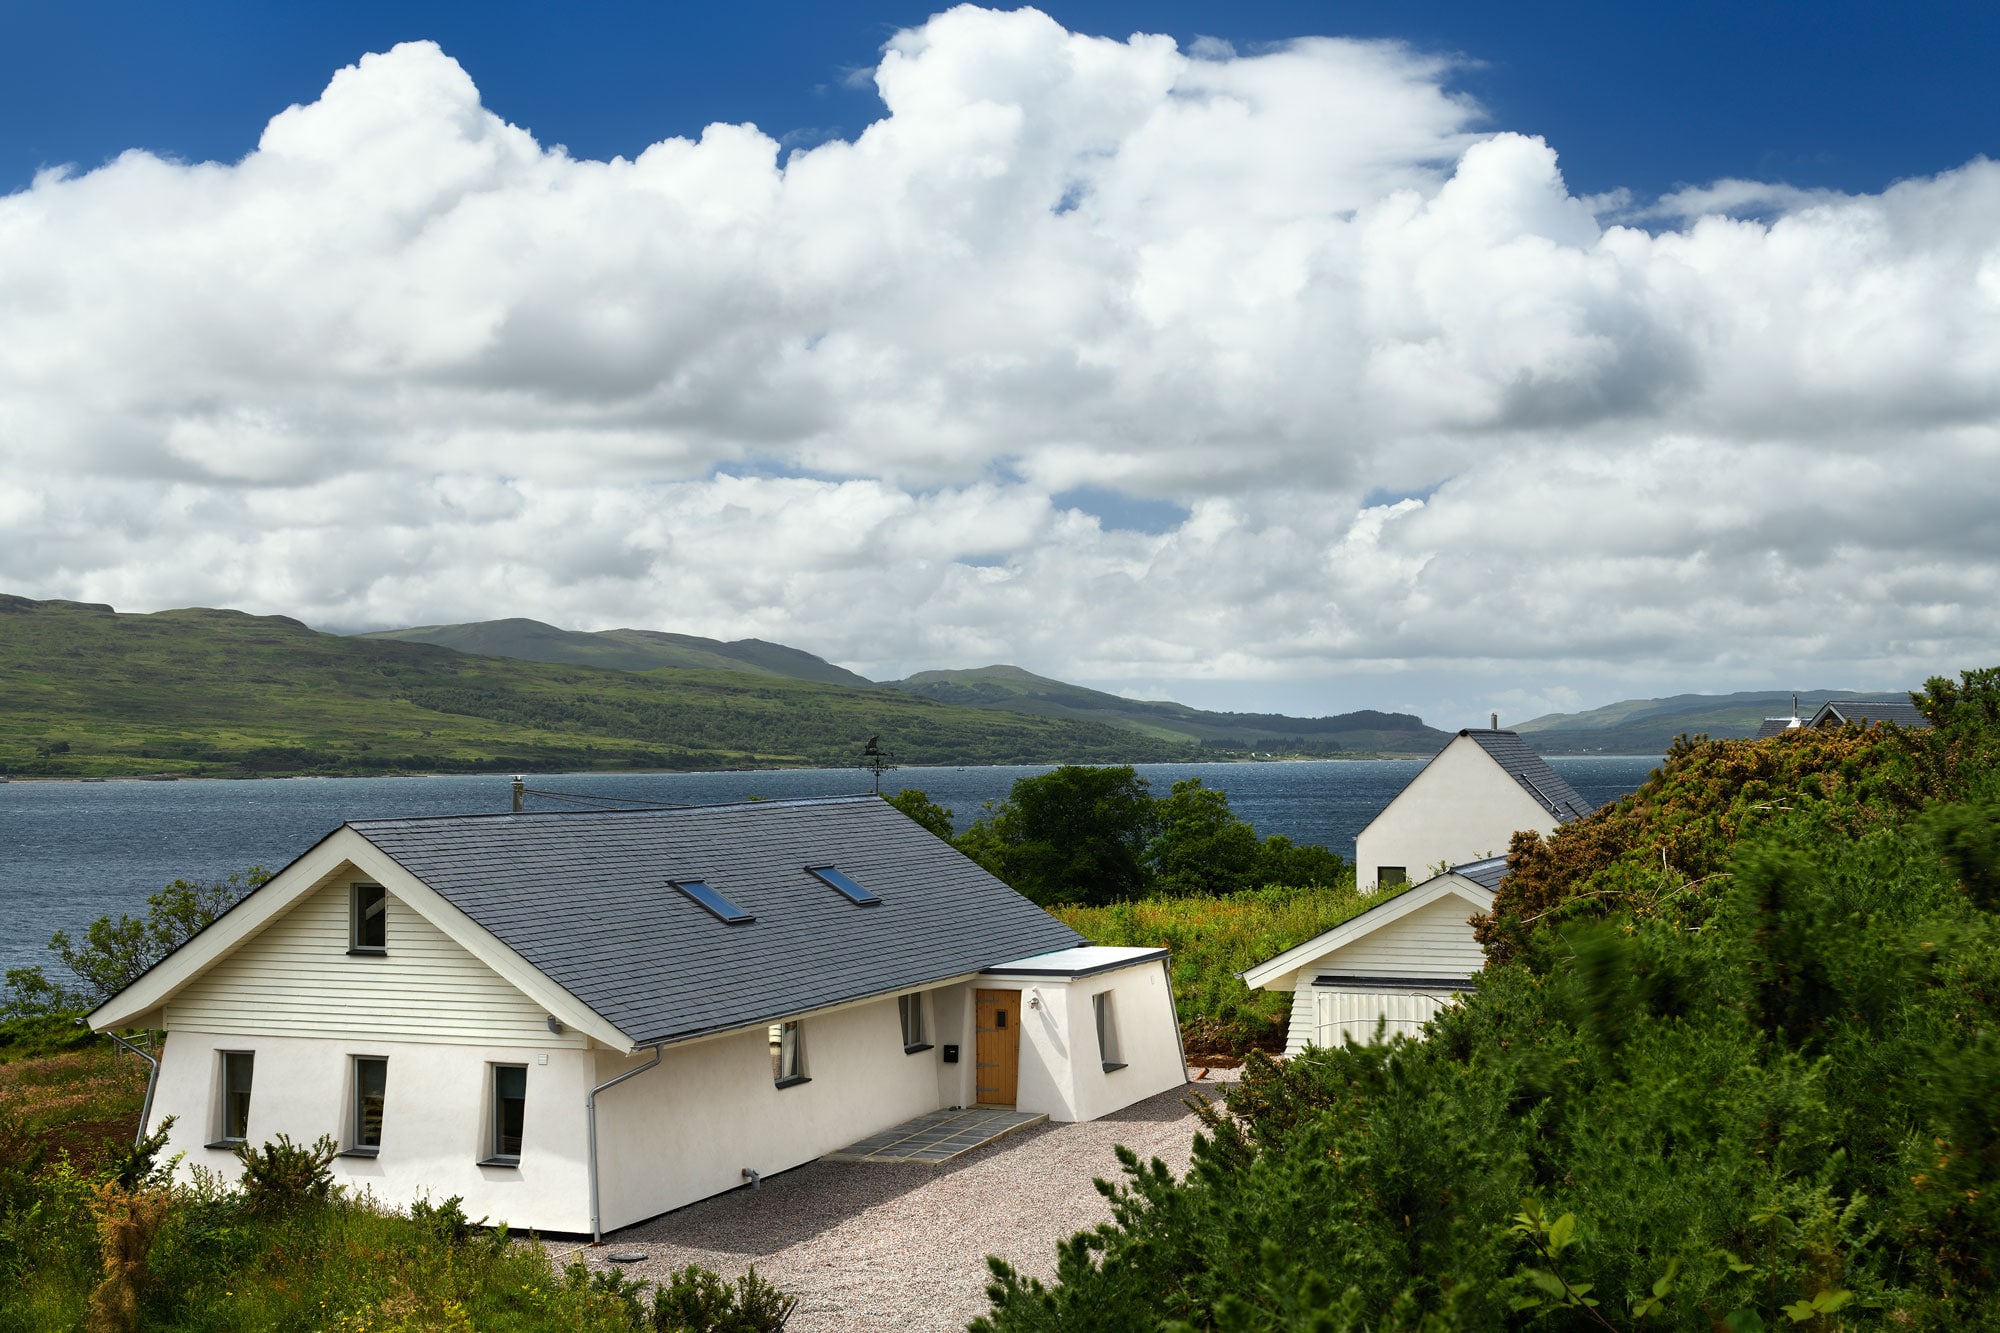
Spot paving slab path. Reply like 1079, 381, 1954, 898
559, 1077, 1232, 1332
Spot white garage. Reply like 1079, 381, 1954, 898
1239, 858, 1502, 1056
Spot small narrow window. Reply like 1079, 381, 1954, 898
347, 1057, 387, 1155
350, 884, 387, 953
1094, 992, 1126, 1073
769, 1020, 808, 1087
674, 880, 754, 924
807, 865, 879, 905
1378, 866, 1408, 889
488, 1065, 527, 1164
214, 1051, 254, 1145
899, 994, 930, 1053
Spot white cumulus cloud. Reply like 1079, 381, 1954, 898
2, 6, 1996, 720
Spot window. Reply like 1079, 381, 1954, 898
899, 993, 930, 1053
674, 880, 754, 924
806, 865, 879, 906
213, 1051, 254, 1146
769, 1020, 808, 1087
348, 1057, 387, 1155
488, 1064, 527, 1164
1093, 992, 1126, 1073
350, 884, 387, 953
1378, 866, 1408, 889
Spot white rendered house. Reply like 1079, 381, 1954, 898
88, 797, 1186, 1238
1352, 729, 1594, 891
1240, 858, 1503, 1057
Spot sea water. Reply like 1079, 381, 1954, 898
0, 755, 1660, 975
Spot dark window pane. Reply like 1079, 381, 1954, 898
355, 1058, 387, 1148
354, 884, 387, 949
494, 1065, 526, 1158
674, 880, 754, 924
223, 1052, 254, 1141
807, 865, 879, 905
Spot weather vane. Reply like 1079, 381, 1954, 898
861, 735, 896, 794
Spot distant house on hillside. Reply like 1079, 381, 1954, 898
88, 797, 1186, 1238
1809, 699, 1931, 731
1353, 729, 1594, 892
1240, 857, 1504, 1056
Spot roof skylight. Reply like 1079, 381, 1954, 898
807, 865, 880, 906
674, 880, 754, 924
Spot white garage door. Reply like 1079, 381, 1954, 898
1314, 987, 1456, 1047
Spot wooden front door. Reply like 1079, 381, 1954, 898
974, 988, 1021, 1106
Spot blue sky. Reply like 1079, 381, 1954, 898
3, 3, 1998, 724
8, 2, 1997, 200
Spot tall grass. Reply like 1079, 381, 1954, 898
1053, 882, 1399, 1054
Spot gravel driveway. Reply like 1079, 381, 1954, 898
563, 1076, 1230, 1332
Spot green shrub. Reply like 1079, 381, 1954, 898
976, 667, 2000, 1329
233, 1132, 337, 1215
649, 1262, 797, 1332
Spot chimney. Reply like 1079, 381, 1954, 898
1490, 712, 1499, 731
511, 775, 525, 814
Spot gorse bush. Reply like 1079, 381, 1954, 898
233, 1132, 338, 1215
976, 669, 2000, 1330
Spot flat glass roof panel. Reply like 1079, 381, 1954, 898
674, 880, 754, 924
807, 865, 880, 906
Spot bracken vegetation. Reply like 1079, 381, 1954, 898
974, 668, 2000, 1331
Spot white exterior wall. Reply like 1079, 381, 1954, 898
979, 961, 1185, 1122
147, 1028, 598, 1232
592, 990, 951, 1232
1354, 736, 1557, 889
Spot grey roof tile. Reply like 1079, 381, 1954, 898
349, 796, 1082, 1047
1810, 699, 1931, 731
1461, 729, 1596, 822
1451, 855, 1509, 891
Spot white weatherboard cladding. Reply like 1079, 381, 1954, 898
164, 877, 583, 1049
1354, 735, 1559, 889
1277, 893, 1486, 1057
146, 1031, 597, 1233
1319, 896, 1485, 978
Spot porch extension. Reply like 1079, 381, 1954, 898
823, 1106, 1046, 1165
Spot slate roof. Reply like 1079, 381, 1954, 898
349, 796, 1083, 1048
1810, 699, 1931, 731
1450, 855, 1510, 891
1460, 729, 1595, 822
1754, 717, 1804, 740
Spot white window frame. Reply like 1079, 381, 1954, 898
345, 1055, 388, 1156
485, 1063, 527, 1166
209, 1049, 255, 1148
899, 993, 931, 1053
349, 883, 388, 955
770, 1019, 809, 1087
1093, 991, 1126, 1073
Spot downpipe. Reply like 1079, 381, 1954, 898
586, 1044, 663, 1244
101, 1027, 162, 1149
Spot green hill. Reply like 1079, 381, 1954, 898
884, 664, 1449, 755
359, 617, 877, 688
1512, 688, 1908, 754
0, 596, 1207, 778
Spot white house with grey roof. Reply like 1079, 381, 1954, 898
1353, 728, 1594, 892
1241, 857, 1504, 1056
87, 797, 1186, 1237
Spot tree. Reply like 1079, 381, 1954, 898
1148, 778, 1262, 894
2, 867, 269, 1017
968, 766, 1161, 906
1252, 834, 1347, 888
884, 788, 956, 841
